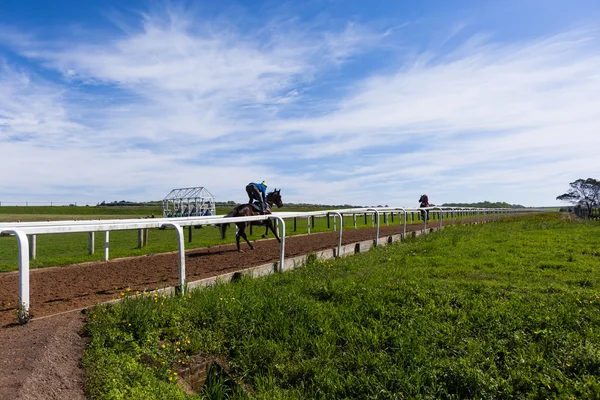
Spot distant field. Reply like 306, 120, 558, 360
84, 213, 600, 399
0, 206, 161, 223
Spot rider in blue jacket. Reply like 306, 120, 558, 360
246, 181, 268, 213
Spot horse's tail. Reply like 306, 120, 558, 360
220, 222, 230, 240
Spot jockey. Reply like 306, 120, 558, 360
246, 181, 268, 214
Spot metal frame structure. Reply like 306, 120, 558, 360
162, 187, 216, 217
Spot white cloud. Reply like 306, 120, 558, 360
1, 8, 599, 207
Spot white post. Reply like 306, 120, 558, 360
269, 216, 286, 273
3, 229, 30, 323
104, 231, 109, 261
328, 212, 343, 257
396, 208, 407, 238
367, 209, 380, 245
434, 207, 443, 228
161, 223, 186, 292
88, 232, 95, 255
28, 234, 36, 260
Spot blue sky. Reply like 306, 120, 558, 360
1, 0, 600, 207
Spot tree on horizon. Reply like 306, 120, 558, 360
556, 178, 600, 218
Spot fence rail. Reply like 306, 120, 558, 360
0, 206, 544, 323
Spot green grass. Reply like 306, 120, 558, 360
0, 207, 430, 272
0, 204, 352, 221
0, 205, 161, 218
83, 213, 600, 399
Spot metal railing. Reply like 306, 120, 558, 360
0, 206, 542, 323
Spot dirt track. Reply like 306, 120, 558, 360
0, 222, 437, 399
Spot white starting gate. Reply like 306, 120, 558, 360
162, 187, 216, 217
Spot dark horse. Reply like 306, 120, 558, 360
220, 189, 283, 252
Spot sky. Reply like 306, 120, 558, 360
1, 0, 600, 207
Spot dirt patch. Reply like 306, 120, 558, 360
0, 311, 86, 400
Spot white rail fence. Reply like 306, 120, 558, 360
0, 206, 542, 323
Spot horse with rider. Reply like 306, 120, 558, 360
221, 181, 284, 252
419, 194, 430, 221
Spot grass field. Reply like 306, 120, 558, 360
83, 213, 600, 399
0, 204, 360, 222
0, 205, 162, 222
0, 206, 428, 272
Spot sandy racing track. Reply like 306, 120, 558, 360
0, 222, 439, 399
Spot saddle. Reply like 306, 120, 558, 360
250, 202, 269, 214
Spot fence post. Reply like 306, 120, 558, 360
3, 229, 30, 323
161, 223, 186, 293
28, 235, 36, 260
104, 231, 109, 261
88, 232, 95, 255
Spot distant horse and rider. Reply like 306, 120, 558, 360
220, 182, 283, 252
419, 194, 430, 221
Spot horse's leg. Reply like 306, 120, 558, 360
235, 232, 242, 252
238, 223, 254, 251
235, 223, 244, 252
239, 230, 254, 250
262, 213, 272, 238
268, 220, 281, 243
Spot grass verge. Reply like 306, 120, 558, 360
84, 213, 600, 398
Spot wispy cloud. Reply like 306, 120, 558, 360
0, 4, 599, 207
